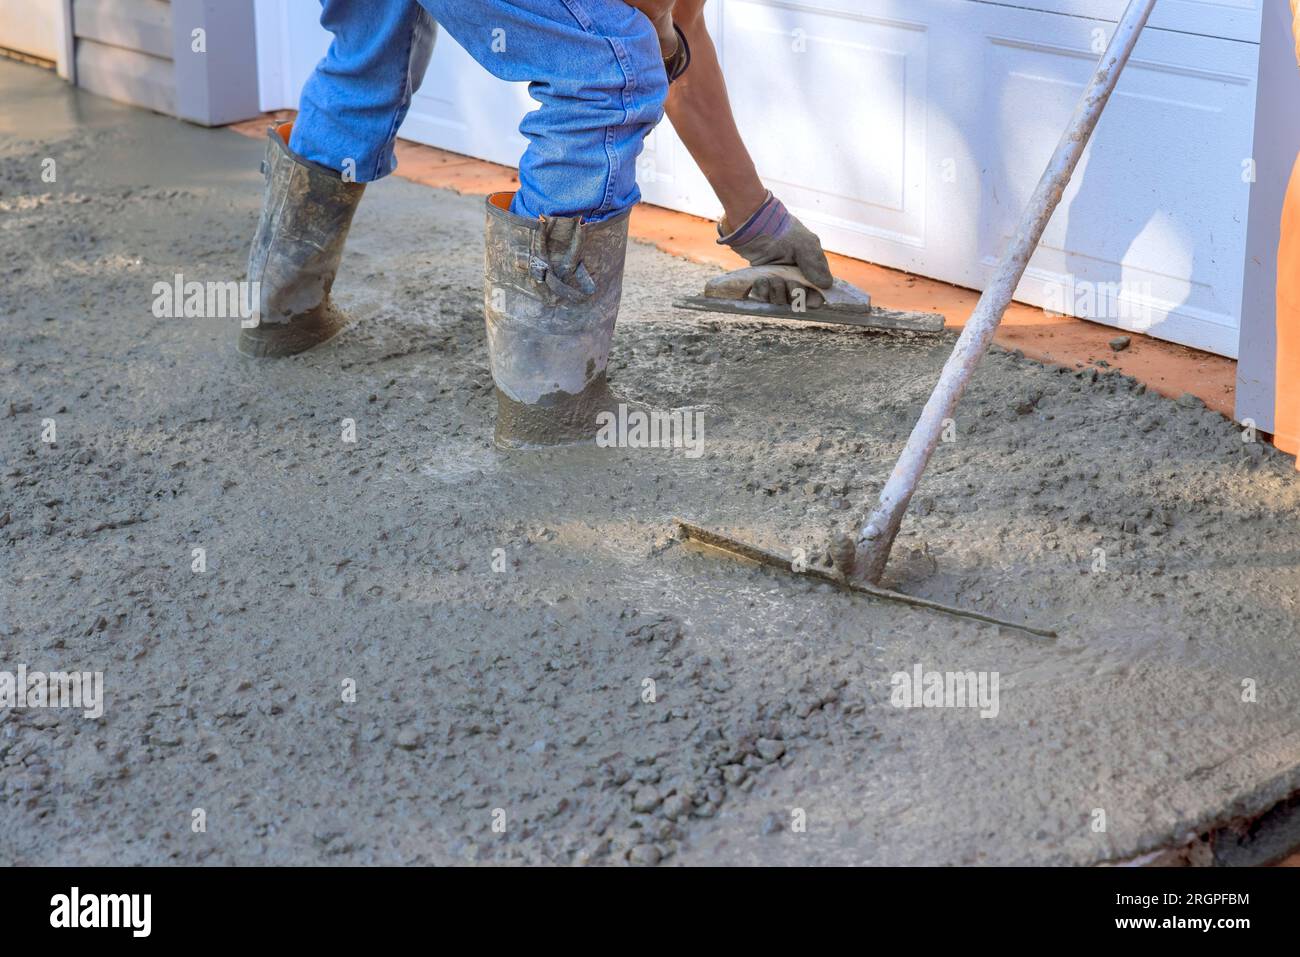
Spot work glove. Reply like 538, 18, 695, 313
717, 192, 834, 305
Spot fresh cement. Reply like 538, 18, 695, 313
3, 59, 1300, 866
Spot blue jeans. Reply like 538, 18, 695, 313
290, 0, 667, 223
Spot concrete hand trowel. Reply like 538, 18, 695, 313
674, 263, 946, 333
675, 0, 1160, 638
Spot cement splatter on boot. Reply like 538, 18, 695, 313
483, 193, 636, 449
238, 123, 364, 358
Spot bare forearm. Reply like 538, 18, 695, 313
664, 7, 768, 230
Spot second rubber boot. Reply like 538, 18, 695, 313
238, 122, 365, 358
483, 192, 633, 449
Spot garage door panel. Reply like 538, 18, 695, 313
976, 24, 1255, 356
721, 0, 929, 252
969, 0, 1262, 44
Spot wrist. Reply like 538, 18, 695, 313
718, 191, 792, 248
718, 184, 774, 236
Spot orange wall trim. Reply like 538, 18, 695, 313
230, 114, 1238, 420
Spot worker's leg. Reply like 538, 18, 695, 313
1275, 151, 1300, 468
291, 0, 437, 181
240, 1, 436, 356
408, 1, 668, 446
417, 0, 667, 222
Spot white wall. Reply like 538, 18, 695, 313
254, 0, 327, 113
0, 0, 66, 63
1235, 1, 1300, 432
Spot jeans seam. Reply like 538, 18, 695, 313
602, 35, 636, 217
375, 16, 420, 181
561, 0, 638, 218
559, 0, 594, 31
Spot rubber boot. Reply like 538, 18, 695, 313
483, 192, 634, 449
238, 122, 365, 358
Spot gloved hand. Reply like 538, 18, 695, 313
717, 192, 833, 305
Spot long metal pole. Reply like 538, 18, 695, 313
853, 0, 1159, 585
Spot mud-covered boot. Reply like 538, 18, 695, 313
238, 122, 365, 358
483, 191, 637, 449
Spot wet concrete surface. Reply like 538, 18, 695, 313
3, 59, 1300, 865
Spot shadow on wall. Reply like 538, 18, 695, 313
982, 26, 1249, 360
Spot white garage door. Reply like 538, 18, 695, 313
254, 0, 1261, 358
